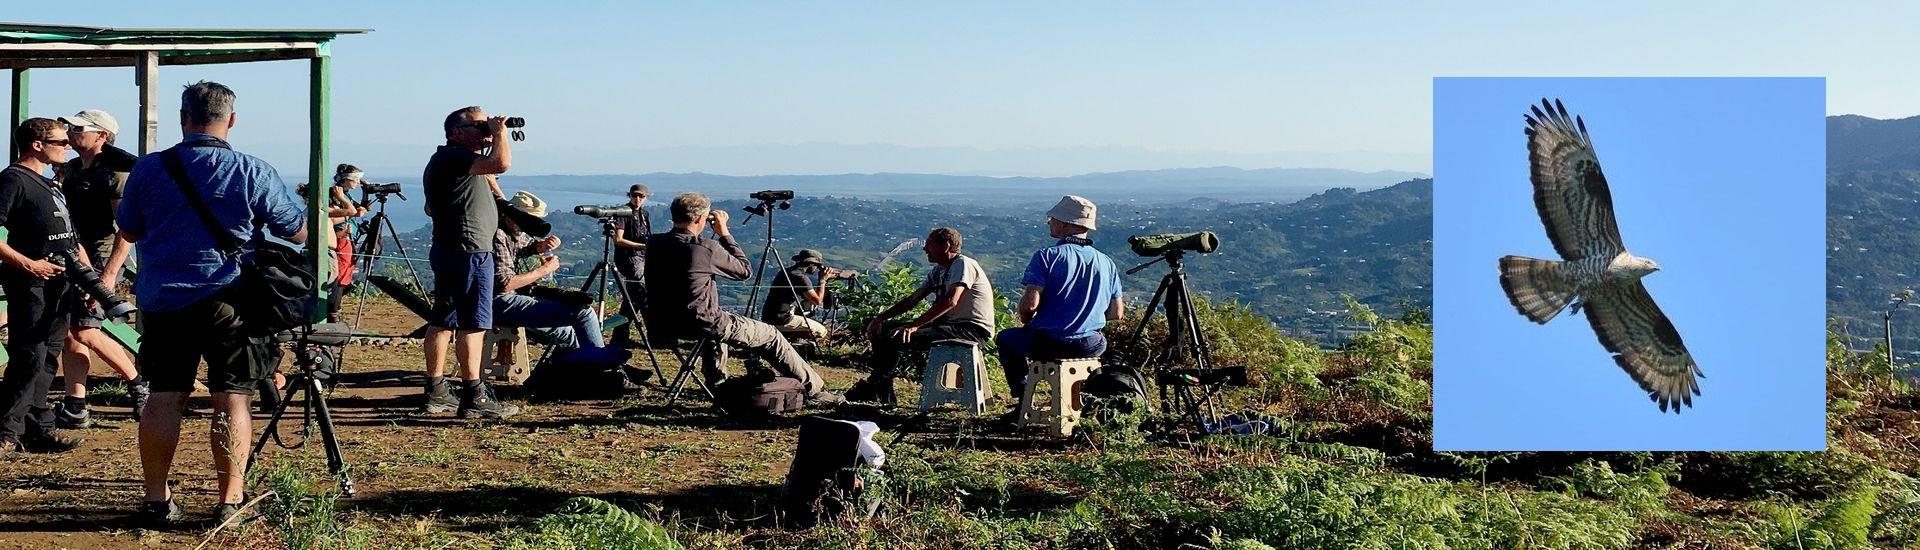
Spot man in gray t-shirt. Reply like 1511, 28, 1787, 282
848, 227, 996, 405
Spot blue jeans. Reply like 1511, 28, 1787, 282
493, 293, 604, 350
994, 327, 1106, 397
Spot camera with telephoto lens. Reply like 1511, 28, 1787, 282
362, 182, 403, 195
572, 204, 634, 218
824, 268, 860, 281
1128, 231, 1221, 257
48, 251, 136, 320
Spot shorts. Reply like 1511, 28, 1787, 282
138, 287, 279, 395
428, 247, 495, 330
68, 294, 105, 329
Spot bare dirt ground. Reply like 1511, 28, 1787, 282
0, 298, 975, 549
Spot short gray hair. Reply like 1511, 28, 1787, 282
180, 81, 235, 126
670, 192, 711, 224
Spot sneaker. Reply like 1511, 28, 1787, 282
809, 391, 848, 407
55, 403, 91, 430
127, 380, 151, 422
213, 500, 259, 526
136, 499, 184, 530
458, 380, 520, 420
22, 431, 83, 453
420, 379, 458, 414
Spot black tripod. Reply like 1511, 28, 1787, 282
741, 196, 788, 319
576, 218, 661, 374
1123, 250, 1226, 432
247, 323, 356, 497
351, 190, 424, 330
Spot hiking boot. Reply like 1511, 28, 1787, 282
213, 500, 259, 526
458, 380, 520, 420
420, 378, 458, 414
844, 377, 897, 406
22, 431, 83, 453
136, 499, 183, 530
623, 366, 654, 386
127, 379, 151, 422
55, 400, 91, 430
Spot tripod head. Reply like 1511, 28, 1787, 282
1127, 249, 1187, 276
740, 190, 794, 225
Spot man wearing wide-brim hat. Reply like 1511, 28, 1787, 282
490, 191, 633, 381
995, 195, 1124, 402
761, 248, 836, 341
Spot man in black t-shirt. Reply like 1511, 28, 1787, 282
610, 183, 651, 348
418, 106, 518, 419
0, 118, 87, 454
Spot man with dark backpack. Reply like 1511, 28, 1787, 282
119, 81, 306, 528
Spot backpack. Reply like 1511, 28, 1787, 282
714, 370, 807, 416
159, 139, 316, 337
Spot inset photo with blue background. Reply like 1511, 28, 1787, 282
1432, 77, 1826, 451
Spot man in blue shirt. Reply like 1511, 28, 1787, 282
995, 195, 1124, 399
120, 82, 307, 528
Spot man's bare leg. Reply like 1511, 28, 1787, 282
208, 392, 251, 504
455, 329, 485, 380
424, 326, 452, 379
138, 392, 187, 502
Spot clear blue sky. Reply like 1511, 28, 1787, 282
5, 2, 1920, 177
1431, 78, 1826, 451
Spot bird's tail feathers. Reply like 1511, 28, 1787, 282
1499, 255, 1579, 323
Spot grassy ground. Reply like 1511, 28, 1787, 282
1, 298, 1918, 549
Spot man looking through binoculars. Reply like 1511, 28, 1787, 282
761, 249, 844, 341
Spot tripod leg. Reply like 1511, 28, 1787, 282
381, 213, 426, 294
304, 374, 355, 496
247, 372, 306, 473
605, 263, 663, 373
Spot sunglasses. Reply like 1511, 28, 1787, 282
629, 193, 648, 198
39, 138, 70, 147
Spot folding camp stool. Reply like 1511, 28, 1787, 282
666, 336, 721, 407
918, 340, 990, 413
1019, 358, 1100, 437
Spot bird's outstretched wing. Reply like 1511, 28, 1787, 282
1525, 98, 1625, 261
1581, 281, 1703, 413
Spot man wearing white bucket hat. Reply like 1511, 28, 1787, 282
995, 195, 1124, 401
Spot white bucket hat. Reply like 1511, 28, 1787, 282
1046, 195, 1097, 231
508, 190, 549, 218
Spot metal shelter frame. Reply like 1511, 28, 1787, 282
1, 22, 369, 320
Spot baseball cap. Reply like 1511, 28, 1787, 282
59, 109, 118, 135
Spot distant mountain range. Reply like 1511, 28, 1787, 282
1826, 114, 1920, 355
366, 166, 1426, 232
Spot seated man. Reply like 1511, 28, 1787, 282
644, 192, 825, 396
492, 192, 626, 366
996, 196, 1124, 400
760, 249, 836, 341
847, 228, 995, 405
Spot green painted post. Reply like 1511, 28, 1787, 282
9, 68, 27, 160
309, 52, 333, 323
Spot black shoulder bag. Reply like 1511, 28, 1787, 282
158, 139, 316, 337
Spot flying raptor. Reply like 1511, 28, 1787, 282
1497, 98, 1703, 414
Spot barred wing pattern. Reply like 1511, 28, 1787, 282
1524, 98, 1624, 261
1580, 281, 1703, 413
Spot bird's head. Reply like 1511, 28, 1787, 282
1632, 257, 1661, 276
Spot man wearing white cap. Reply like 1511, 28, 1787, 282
995, 195, 1124, 401
51, 109, 147, 429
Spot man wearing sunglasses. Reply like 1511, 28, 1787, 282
0, 118, 88, 456
610, 183, 652, 348
52, 109, 147, 430
419, 106, 517, 419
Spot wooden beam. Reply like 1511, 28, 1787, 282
307, 53, 333, 320
0, 49, 320, 69
135, 52, 157, 155
0, 41, 322, 52
8, 68, 24, 159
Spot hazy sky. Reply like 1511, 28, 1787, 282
6, 2, 1919, 176
1431, 78, 1826, 451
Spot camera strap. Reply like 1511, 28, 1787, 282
158, 139, 247, 258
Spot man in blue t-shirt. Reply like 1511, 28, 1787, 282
994, 195, 1124, 398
